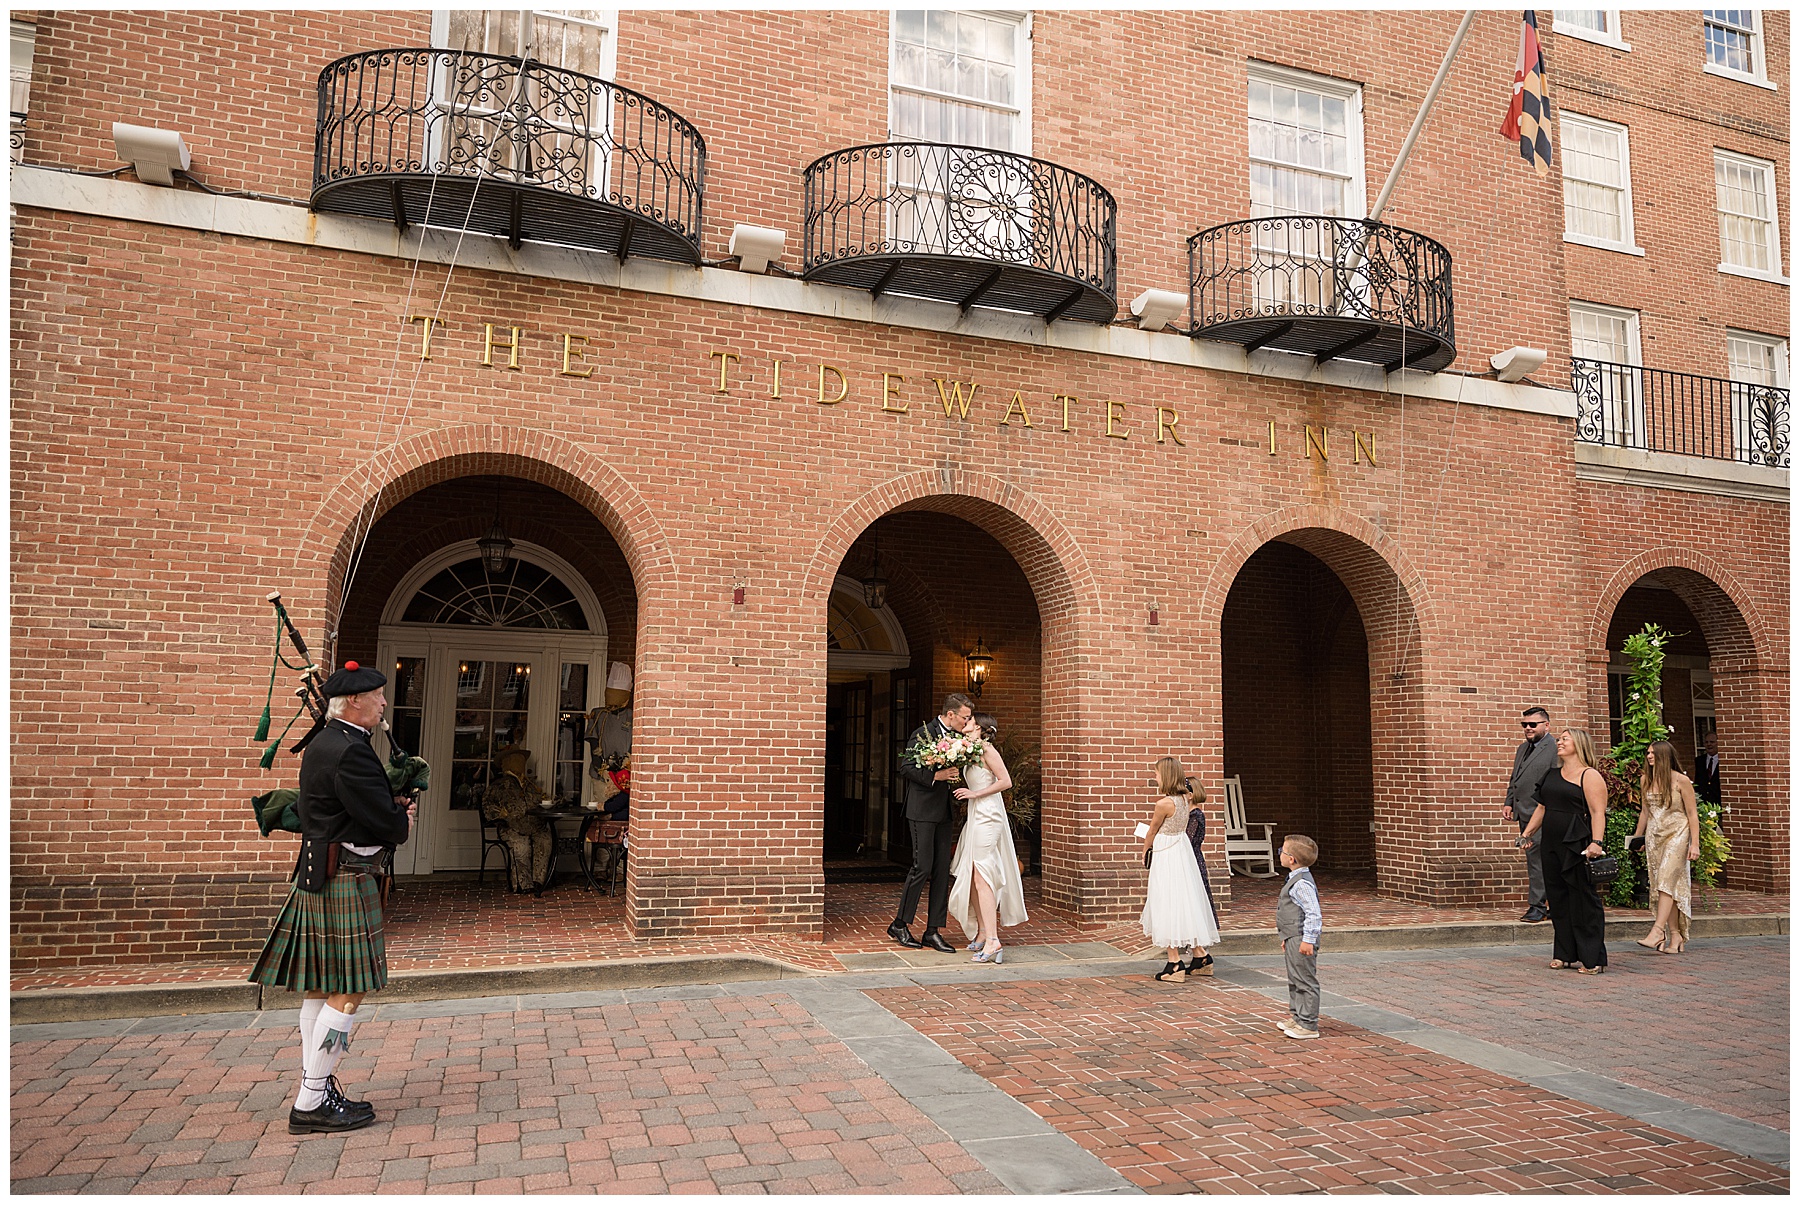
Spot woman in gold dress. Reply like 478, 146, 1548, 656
1630, 740, 1702, 954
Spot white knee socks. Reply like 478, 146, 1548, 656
297, 997, 325, 1073
295, 1004, 355, 1111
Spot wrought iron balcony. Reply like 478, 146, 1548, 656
1571, 358, 1790, 468
312, 49, 705, 264
1189, 216, 1456, 373
803, 141, 1117, 324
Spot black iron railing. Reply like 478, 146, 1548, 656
803, 141, 1117, 322
1571, 358, 1790, 468
1189, 216, 1456, 371
10, 111, 24, 163
313, 48, 705, 262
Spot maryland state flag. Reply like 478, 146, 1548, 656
1501, 11, 1553, 176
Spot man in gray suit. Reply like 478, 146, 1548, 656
1502, 706, 1560, 923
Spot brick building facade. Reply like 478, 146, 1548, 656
10, 9, 1787, 971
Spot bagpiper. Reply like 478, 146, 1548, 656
249, 660, 414, 1134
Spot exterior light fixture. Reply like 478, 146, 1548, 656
111, 121, 190, 186
728, 222, 787, 274
478, 480, 514, 574
965, 638, 992, 698
1489, 346, 1547, 383
861, 548, 888, 611
1130, 288, 1187, 332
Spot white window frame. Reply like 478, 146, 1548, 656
888, 9, 1032, 155
1559, 111, 1643, 256
1714, 148, 1788, 284
1570, 300, 1645, 444
1702, 9, 1776, 89
1245, 60, 1367, 222
1552, 10, 1630, 51
1726, 329, 1788, 464
10, 19, 34, 164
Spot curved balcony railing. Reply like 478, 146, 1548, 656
1189, 216, 1456, 373
1572, 358, 1790, 468
803, 141, 1117, 324
313, 48, 706, 264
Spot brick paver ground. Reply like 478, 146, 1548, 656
1315, 938, 1790, 1130
13, 872, 1782, 991
11, 994, 1002, 1194
876, 975, 1789, 1194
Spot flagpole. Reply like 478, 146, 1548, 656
1368, 9, 1480, 224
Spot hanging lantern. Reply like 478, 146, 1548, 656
861, 547, 888, 611
965, 637, 992, 698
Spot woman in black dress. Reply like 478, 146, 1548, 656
1518, 727, 1610, 973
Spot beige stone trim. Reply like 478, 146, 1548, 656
13, 164, 1577, 418
1572, 441, 1789, 503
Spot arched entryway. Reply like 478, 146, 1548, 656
1592, 560, 1783, 893
331, 471, 639, 878
1214, 525, 1424, 896
824, 512, 1043, 878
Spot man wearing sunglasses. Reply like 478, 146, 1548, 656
1502, 706, 1559, 923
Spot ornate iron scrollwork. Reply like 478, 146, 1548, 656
1570, 357, 1790, 468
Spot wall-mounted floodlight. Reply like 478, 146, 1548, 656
112, 122, 191, 186
1130, 288, 1186, 332
1489, 346, 1548, 383
728, 223, 787, 274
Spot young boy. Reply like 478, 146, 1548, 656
1275, 835, 1322, 1039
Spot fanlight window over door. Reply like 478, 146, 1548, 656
401, 556, 590, 629
435, 9, 616, 194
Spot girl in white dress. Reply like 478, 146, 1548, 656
1138, 756, 1220, 983
947, 712, 1027, 963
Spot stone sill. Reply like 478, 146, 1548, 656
11, 164, 1576, 420
1573, 441, 1789, 502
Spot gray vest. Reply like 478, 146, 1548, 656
1275, 868, 1314, 939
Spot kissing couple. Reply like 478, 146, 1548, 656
888, 693, 1028, 962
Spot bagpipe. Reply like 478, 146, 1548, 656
251, 591, 429, 837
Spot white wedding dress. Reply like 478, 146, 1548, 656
947, 762, 1028, 938
1140, 798, 1221, 949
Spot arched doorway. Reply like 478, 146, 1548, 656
1217, 526, 1422, 893
1594, 562, 1779, 892
332, 472, 639, 877
824, 509, 1043, 881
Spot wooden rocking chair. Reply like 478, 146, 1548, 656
1222, 776, 1279, 878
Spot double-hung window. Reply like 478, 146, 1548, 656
430, 10, 617, 193
1703, 10, 1773, 87
1559, 112, 1641, 254
1552, 10, 1629, 51
1570, 301, 1643, 445
1714, 150, 1784, 281
1246, 62, 1365, 313
1727, 330, 1789, 464
10, 19, 34, 163
888, 11, 1032, 261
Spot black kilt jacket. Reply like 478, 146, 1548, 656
298, 720, 411, 849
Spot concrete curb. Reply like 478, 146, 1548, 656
13, 915, 1785, 1023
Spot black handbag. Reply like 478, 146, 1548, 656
1586, 854, 1620, 885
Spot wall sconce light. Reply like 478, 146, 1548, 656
112, 121, 190, 186
728, 223, 787, 274
477, 481, 514, 574
861, 548, 888, 611
1489, 346, 1547, 383
965, 638, 992, 698
1148, 602, 1160, 627
1130, 288, 1187, 332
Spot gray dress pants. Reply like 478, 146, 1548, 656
1517, 813, 1547, 910
1284, 938, 1319, 1028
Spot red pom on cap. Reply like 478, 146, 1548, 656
344, 660, 359, 671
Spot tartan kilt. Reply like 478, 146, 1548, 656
249, 869, 387, 994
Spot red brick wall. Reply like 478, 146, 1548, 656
9, 9, 1789, 967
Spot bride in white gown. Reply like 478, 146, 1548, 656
947, 712, 1028, 963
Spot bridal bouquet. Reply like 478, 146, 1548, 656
904, 729, 986, 775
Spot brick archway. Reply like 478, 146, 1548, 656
299, 425, 675, 659
1585, 550, 1785, 894
1199, 506, 1436, 901
808, 471, 1105, 918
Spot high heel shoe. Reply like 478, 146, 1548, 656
1635, 933, 1666, 951
973, 942, 1003, 964
1659, 939, 1686, 955
1153, 961, 1186, 982
966, 938, 982, 952
1577, 963, 1607, 975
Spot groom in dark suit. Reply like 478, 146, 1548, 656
889, 693, 975, 952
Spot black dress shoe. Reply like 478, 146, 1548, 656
1520, 907, 1549, 924
920, 930, 956, 953
887, 921, 922, 949
324, 1075, 375, 1119
288, 1094, 376, 1135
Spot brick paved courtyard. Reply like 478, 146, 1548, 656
12, 938, 1788, 1194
